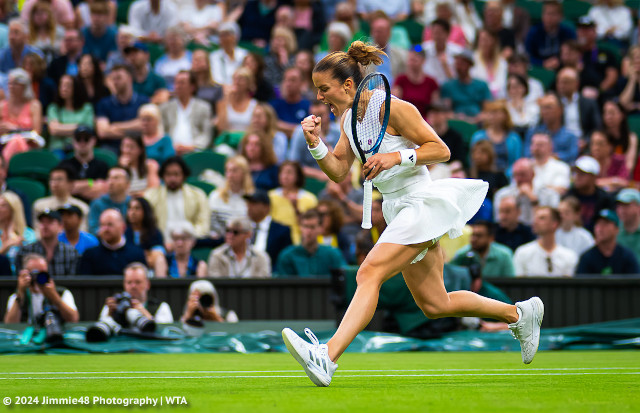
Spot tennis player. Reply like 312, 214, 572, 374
282, 41, 544, 387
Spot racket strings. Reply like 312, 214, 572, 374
354, 79, 387, 154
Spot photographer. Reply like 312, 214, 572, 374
98, 262, 173, 323
180, 280, 238, 326
4, 253, 79, 323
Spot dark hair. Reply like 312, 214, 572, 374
160, 156, 190, 179
23, 52, 47, 80
431, 18, 451, 34
313, 41, 386, 88
318, 199, 344, 235
108, 165, 131, 180
50, 164, 77, 181
126, 197, 158, 246
176, 70, 197, 95
121, 134, 148, 178
300, 208, 321, 224
244, 52, 266, 80
604, 99, 631, 153
78, 54, 109, 101
507, 53, 529, 66
536, 206, 561, 224
53, 74, 89, 111
279, 160, 305, 189
542, 0, 563, 13
471, 220, 495, 237
507, 73, 529, 96
111, 63, 134, 78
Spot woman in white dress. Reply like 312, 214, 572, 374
282, 41, 544, 387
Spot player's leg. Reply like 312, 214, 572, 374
402, 242, 544, 364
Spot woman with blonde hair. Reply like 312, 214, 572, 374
220, 67, 258, 133
264, 26, 297, 87
208, 155, 254, 237
469, 100, 522, 174
191, 50, 225, 127
27, 1, 64, 62
239, 130, 279, 190
250, 102, 288, 163
471, 29, 508, 99
468, 139, 508, 200
0, 191, 36, 271
139, 103, 175, 164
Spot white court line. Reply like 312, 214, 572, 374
1, 372, 639, 380
2, 367, 638, 375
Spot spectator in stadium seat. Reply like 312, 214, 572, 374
144, 156, 210, 239
575, 17, 619, 96
242, 52, 275, 103
0, 192, 36, 271
494, 195, 535, 252
468, 139, 509, 201
440, 49, 492, 123
118, 134, 160, 196
367, 11, 407, 84
563, 156, 616, 232
357, 0, 409, 23
75, 0, 116, 29
524, 93, 579, 165
0, 156, 31, 225
0, 19, 43, 73
451, 220, 515, 277
587, 0, 633, 45
26, 1, 64, 62
589, 130, 629, 192
555, 67, 602, 142
46, 74, 94, 158
159, 221, 207, 278
529, 132, 570, 195
269, 161, 318, 244
105, 25, 135, 73
127, 0, 178, 44
470, 29, 508, 99
426, 101, 465, 165
263, 26, 297, 88
239, 131, 280, 191
22, 51, 56, 113
524, 0, 575, 69
59, 126, 110, 203
493, 159, 560, 225
506, 54, 544, 104
153, 26, 192, 92
269, 67, 310, 138
138, 103, 174, 165
176, 0, 224, 45
207, 216, 271, 278
160, 70, 211, 155
81, 1, 117, 63
244, 189, 292, 270
314, 21, 352, 64
4, 253, 79, 324
209, 21, 247, 87
287, 99, 341, 179
251, 102, 288, 164
208, 156, 253, 238
505, 74, 539, 134
79, 209, 147, 275
95, 64, 148, 154
556, 196, 595, 257
87, 166, 131, 234
124, 42, 168, 104
219, 67, 258, 134
576, 209, 640, 275
276, 208, 346, 278
46, 29, 84, 85
422, 18, 463, 86
422, 2, 467, 48
57, 203, 98, 255
0, 67, 42, 140
77, 53, 111, 107
513, 206, 577, 277
16, 209, 78, 275
482, 1, 517, 57
125, 196, 164, 275
317, 199, 351, 263
21, 0, 74, 29
99, 262, 173, 322
617, 46, 640, 115
191, 49, 225, 124
603, 100, 638, 174
233, 0, 277, 49
391, 45, 439, 118
33, 165, 89, 231
615, 188, 640, 261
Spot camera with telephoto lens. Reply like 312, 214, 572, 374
112, 292, 156, 333
36, 305, 64, 343
85, 317, 122, 342
31, 270, 50, 285
183, 292, 214, 336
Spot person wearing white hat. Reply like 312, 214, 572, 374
208, 21, 247, 86
563, 156, 616, 232
615, 188, 640, 261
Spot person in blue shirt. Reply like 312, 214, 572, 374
95, 64, 148, 154
524, 1, 576, 69
441, 49, 493, 123
81, 2, 117, 62
88, 166, 131, 234
57, 204, 99, 255
269, 67, 311, 138
0, 19, 43, 73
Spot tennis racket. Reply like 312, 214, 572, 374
351, 72, 391, 229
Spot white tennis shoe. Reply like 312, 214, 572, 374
282, 328, 338, 387
508, 296, 544, 364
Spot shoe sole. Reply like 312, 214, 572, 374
525, 296, 544, 364
281, 328, 330, 387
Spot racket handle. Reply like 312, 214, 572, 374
362, 180, 373, 229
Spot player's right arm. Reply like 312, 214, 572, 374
301, 113, 355, 183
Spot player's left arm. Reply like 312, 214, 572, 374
363, 99, 450, 179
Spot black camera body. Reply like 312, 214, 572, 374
183, 292, 215, 336
31, 270, 50, 286
36, 305, 64, 343
86, 292, 156, 342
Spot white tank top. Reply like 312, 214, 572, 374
343, 108, 430, 195
226, 98, 257, 132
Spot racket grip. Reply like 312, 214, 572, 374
361, 180, 373, 229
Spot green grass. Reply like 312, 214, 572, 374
1, 351, 638, 412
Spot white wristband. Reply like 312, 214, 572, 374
308, 139, 329, 160
399, 149, 417, 166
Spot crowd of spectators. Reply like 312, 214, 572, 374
0, 0, 638, 305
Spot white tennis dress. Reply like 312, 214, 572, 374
343, 108, 488, 262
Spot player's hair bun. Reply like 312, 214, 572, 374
347, 41, 385, 66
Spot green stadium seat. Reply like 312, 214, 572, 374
186, 177, 216, 195
627, 115, 640, 138
146, 43, 166, 65
215, 131, 245, 150
186, 42, 219, 53
304, 176, 327, 196
528, 66, 556, 91
116, 0, 134, 24
93, 148, 118, 168
516, 0, 542, 21
192, 247, 212, 262
238, 41, 266, 56
447, 119, 478, 145
596, 40, 623, 66
562, 0, 592, 23
182, 151, 227, 176
396, 19, 424, 46
8, 150, 59, 182
6, 177, 46, 207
